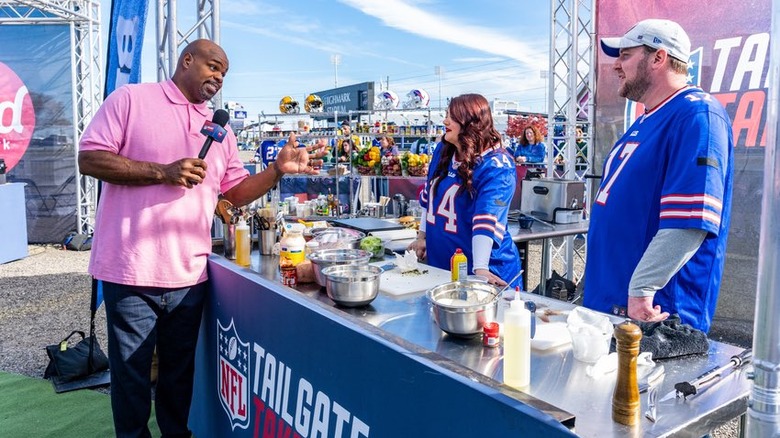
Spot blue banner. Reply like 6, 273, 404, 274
105, 0, 149, 96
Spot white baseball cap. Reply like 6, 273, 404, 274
600, 19, 691, 62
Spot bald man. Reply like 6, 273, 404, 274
79, 39, 326, 437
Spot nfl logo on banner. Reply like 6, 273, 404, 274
217, 319, 251, 430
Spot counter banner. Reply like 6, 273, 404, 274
105, 0, 149, 96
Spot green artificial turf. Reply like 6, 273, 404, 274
0, 371, 160, 437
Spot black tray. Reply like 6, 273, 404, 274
329, 217, 405, 234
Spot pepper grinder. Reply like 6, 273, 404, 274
612, 320, 642, 426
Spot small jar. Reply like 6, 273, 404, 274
483, 322, 500, 348
305, 241, 319, 258
281, 265, 297, 287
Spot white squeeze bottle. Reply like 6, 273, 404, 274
503, 287, 531, 389
235, 218, 251, 267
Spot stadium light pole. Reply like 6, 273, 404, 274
331, 54, 341, 88
435, 65, 444, 109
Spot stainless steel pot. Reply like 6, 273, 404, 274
427, 281, 499, 337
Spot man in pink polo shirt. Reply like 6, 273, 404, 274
79, 39, 325, 438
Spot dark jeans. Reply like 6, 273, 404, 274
103, 281, 207, 438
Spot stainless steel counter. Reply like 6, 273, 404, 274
243, 253, 750, 437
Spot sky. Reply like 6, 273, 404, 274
109, 0, 551, 118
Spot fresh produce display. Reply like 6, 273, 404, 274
401, 152, 430, 177
380, 155, 402, 176
360, 236, 385, 259
353, 145, 381, 175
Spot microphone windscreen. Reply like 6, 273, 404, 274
212, 109, 230, 127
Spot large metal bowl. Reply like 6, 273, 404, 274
321, 265, 382, 307
309, 248, 371, 287
310, 227, 366, 250
427, 281, 500, 337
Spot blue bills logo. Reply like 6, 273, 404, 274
624, 47, 703, 132
217, 318, 250, 430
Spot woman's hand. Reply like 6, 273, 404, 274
407, 236, 426, 260
474, 268, 506, 287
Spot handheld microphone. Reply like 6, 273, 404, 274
197, 109, 230, 159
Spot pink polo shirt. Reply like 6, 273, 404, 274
79, 80, 248, 287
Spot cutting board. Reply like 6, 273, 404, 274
531, 322, 572, 351
369, 228, 417, 241
370, 261, 452, 297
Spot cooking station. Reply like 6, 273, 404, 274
190, 253, 750, 437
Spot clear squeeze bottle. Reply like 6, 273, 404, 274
236, 217, 251, 267
503, 287, 531, 389
450, 248, 468, 281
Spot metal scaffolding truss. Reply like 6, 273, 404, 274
0, 0, 102, 236
155, 0, 221, 109
545, 0, 594, 287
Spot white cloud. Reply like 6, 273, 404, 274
452, 57, 507, 63
340, 0, 548, 71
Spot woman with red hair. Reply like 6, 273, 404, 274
408, 94, 522, 288
514, 125, 547, 164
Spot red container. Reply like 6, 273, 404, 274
483, 322, 500, 348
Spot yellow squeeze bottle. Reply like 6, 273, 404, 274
236, 218, 251, 267
450, 248, 468, 281
503, 286, 531, 389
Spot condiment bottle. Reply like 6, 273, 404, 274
280, 223, 306, 267
503, 287, 531, 389
235, 217, 251, 267
450, 248, 467, 281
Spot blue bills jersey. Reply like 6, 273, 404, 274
584, 87, 734, 332
420, 145, 522, 288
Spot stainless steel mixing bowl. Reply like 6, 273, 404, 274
309, 248, 371, 287
321, 264, 382, 307
310, 227, 366, 250
427, 281, 500, 337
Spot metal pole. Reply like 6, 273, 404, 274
746, 0, 780, 435
331, 54, 341, 88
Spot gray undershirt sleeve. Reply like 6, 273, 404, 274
628, 228, 708, 298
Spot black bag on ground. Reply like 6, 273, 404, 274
44, 330, 109, 382
531, 270, 577, 301
62, 232, 92, 251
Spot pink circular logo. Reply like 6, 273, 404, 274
0, 62, 36, 172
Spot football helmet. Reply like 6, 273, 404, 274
403, 88, 430, 109
279, 96, 300, 114
374, 90, 399, 110
304, 94, 324, 113
404, 88, 431, 109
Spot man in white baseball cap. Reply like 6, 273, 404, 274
600, 18, 691, 63
585, 18, 735, 334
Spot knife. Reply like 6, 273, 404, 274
658, 348, 752, 402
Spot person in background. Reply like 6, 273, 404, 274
379, 135, 399, 156
408, 93, 522, 288
78, 39, 326, 437
574, 127, 588, 165
584, 19, 733, 333
514, 126, 547, 165
336, 120, 360, 163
